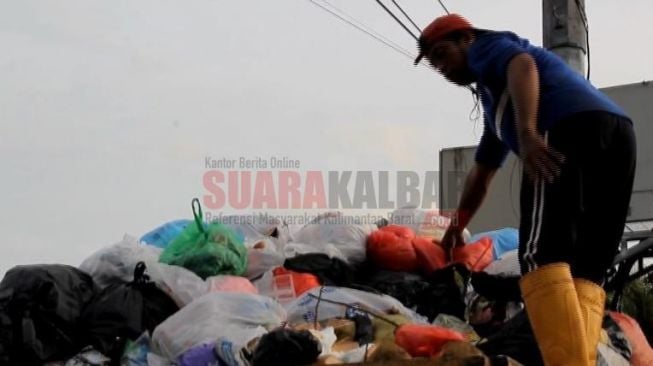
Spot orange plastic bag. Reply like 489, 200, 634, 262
367, 225, 419, 272
368, 225, 448, 273
453, 237, 493, 272
395, 323, 465, 357
413, 237, 447, 273
608, 311, 653, 366
272, 267, 320, 297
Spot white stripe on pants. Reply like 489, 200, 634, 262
523, 133, 548, 272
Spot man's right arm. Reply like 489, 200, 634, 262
450, 163, 497, 232
441, 163, 498, 256
448, 122, 507, 236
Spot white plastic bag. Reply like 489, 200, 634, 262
484, 249, 521, 276
285, 286, 427, 325
597, 343, 630, 366
145, 353, 171, 366
151, 292, 287, 360
308, 327, 337, 357
292, 212, 376, 264
338, 344, 376, 364
283, 242, 346, 261
79, 235, 207, 306
64, 347, 110, 366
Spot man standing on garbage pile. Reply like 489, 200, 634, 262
414, 14, 637, 366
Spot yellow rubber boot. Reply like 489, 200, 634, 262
575, 278, 606, 366
519, 263, 590, 366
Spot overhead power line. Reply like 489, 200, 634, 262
437, 0, 450, 15
374, 0, 419, 40
391, 0, 421, 34
308, 0, 415, 60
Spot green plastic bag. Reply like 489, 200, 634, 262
159, 198, 247, 279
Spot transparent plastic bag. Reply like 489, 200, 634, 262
292, 212, 376, 264
283, 242, 346, 261
254, 268, 320, 305
151, 292, 286, 359
121, 332, 151, 366
218, 214, 291, 246
79, 235, 207, 307
79, 235, 163, 288
285, 286, 427, 325
146, 263, 208, 307
245, 237, 285, 280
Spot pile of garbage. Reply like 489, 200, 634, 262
1, 198, 652, 366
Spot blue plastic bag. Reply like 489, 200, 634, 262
178, 343, 222, 366
470, 228, 519, 260
140, 219, 192, 249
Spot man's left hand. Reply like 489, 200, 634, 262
519, 131, 565, 183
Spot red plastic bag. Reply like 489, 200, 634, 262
453, 237, 493, 272
378, 225, 415, 239
395, 323, 465, 357
367, 225, 418, 272
272, 267, 320, 297
608, 311, 653, 366
413, 237, 447, 273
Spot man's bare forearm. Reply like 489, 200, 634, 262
451, 163, 497, 231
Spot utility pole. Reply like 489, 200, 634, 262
542, 0, 588, 75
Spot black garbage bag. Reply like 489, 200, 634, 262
419, 264, 469, 321
366, 270, 430, 308
81, 262, 178, 362
283, 253, 355, 286
0, 264, 97, 365
471, 272, 522, 302
476, 310, 543, 366
467, 294, 512, 338
251, 329, 321, 366
360, 264, 468, 322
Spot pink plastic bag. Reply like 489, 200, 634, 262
608, 311, 653, 366
207, 275, 258, 294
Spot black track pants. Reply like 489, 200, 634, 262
519, 111, 636, 283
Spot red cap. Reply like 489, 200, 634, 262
414, 14, 473, 65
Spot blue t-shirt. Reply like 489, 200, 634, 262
469, 31, 629, 168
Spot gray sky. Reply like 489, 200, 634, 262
1, 0, 650, 275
